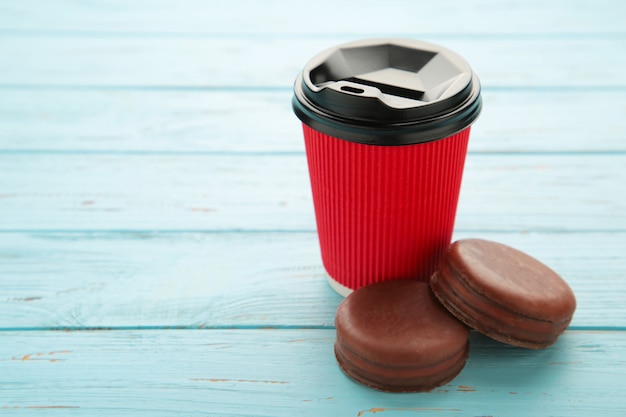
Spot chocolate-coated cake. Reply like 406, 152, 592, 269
334, 280, 469, 392
430, 238, 576, 349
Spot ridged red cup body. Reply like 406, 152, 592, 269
303, 124, 470, 292
293, 38, 481, 294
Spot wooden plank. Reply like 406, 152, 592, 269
1, 36, 625, 88
0, 231, 623, 329
0, 90, 624, 153
1, 329, 625, 415
1, 0, 624, 35
0, 153, 623, 232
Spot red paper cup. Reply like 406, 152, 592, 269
293, 39, 482, 296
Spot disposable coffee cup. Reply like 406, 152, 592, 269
292, 39, 482, 296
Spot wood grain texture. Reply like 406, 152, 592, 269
0, 153, 623, 232
2, 329, 626, 416
0, 37, 625, 88
0, 90, 624, 153
1, 0, 624, 34
0, 231, 623, 329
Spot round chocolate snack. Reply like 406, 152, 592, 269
430, 238, 577, 349
334, 280, 469, 392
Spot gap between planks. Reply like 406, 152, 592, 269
1, 325, 625, 333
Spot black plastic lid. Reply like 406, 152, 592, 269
292, 38, 482, 145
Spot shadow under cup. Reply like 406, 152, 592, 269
292, 39, 482, 296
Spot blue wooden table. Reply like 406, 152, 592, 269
1, 1, 625, 415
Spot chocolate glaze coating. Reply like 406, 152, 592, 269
334, 280, 469, 392
430, 238, 576, 349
